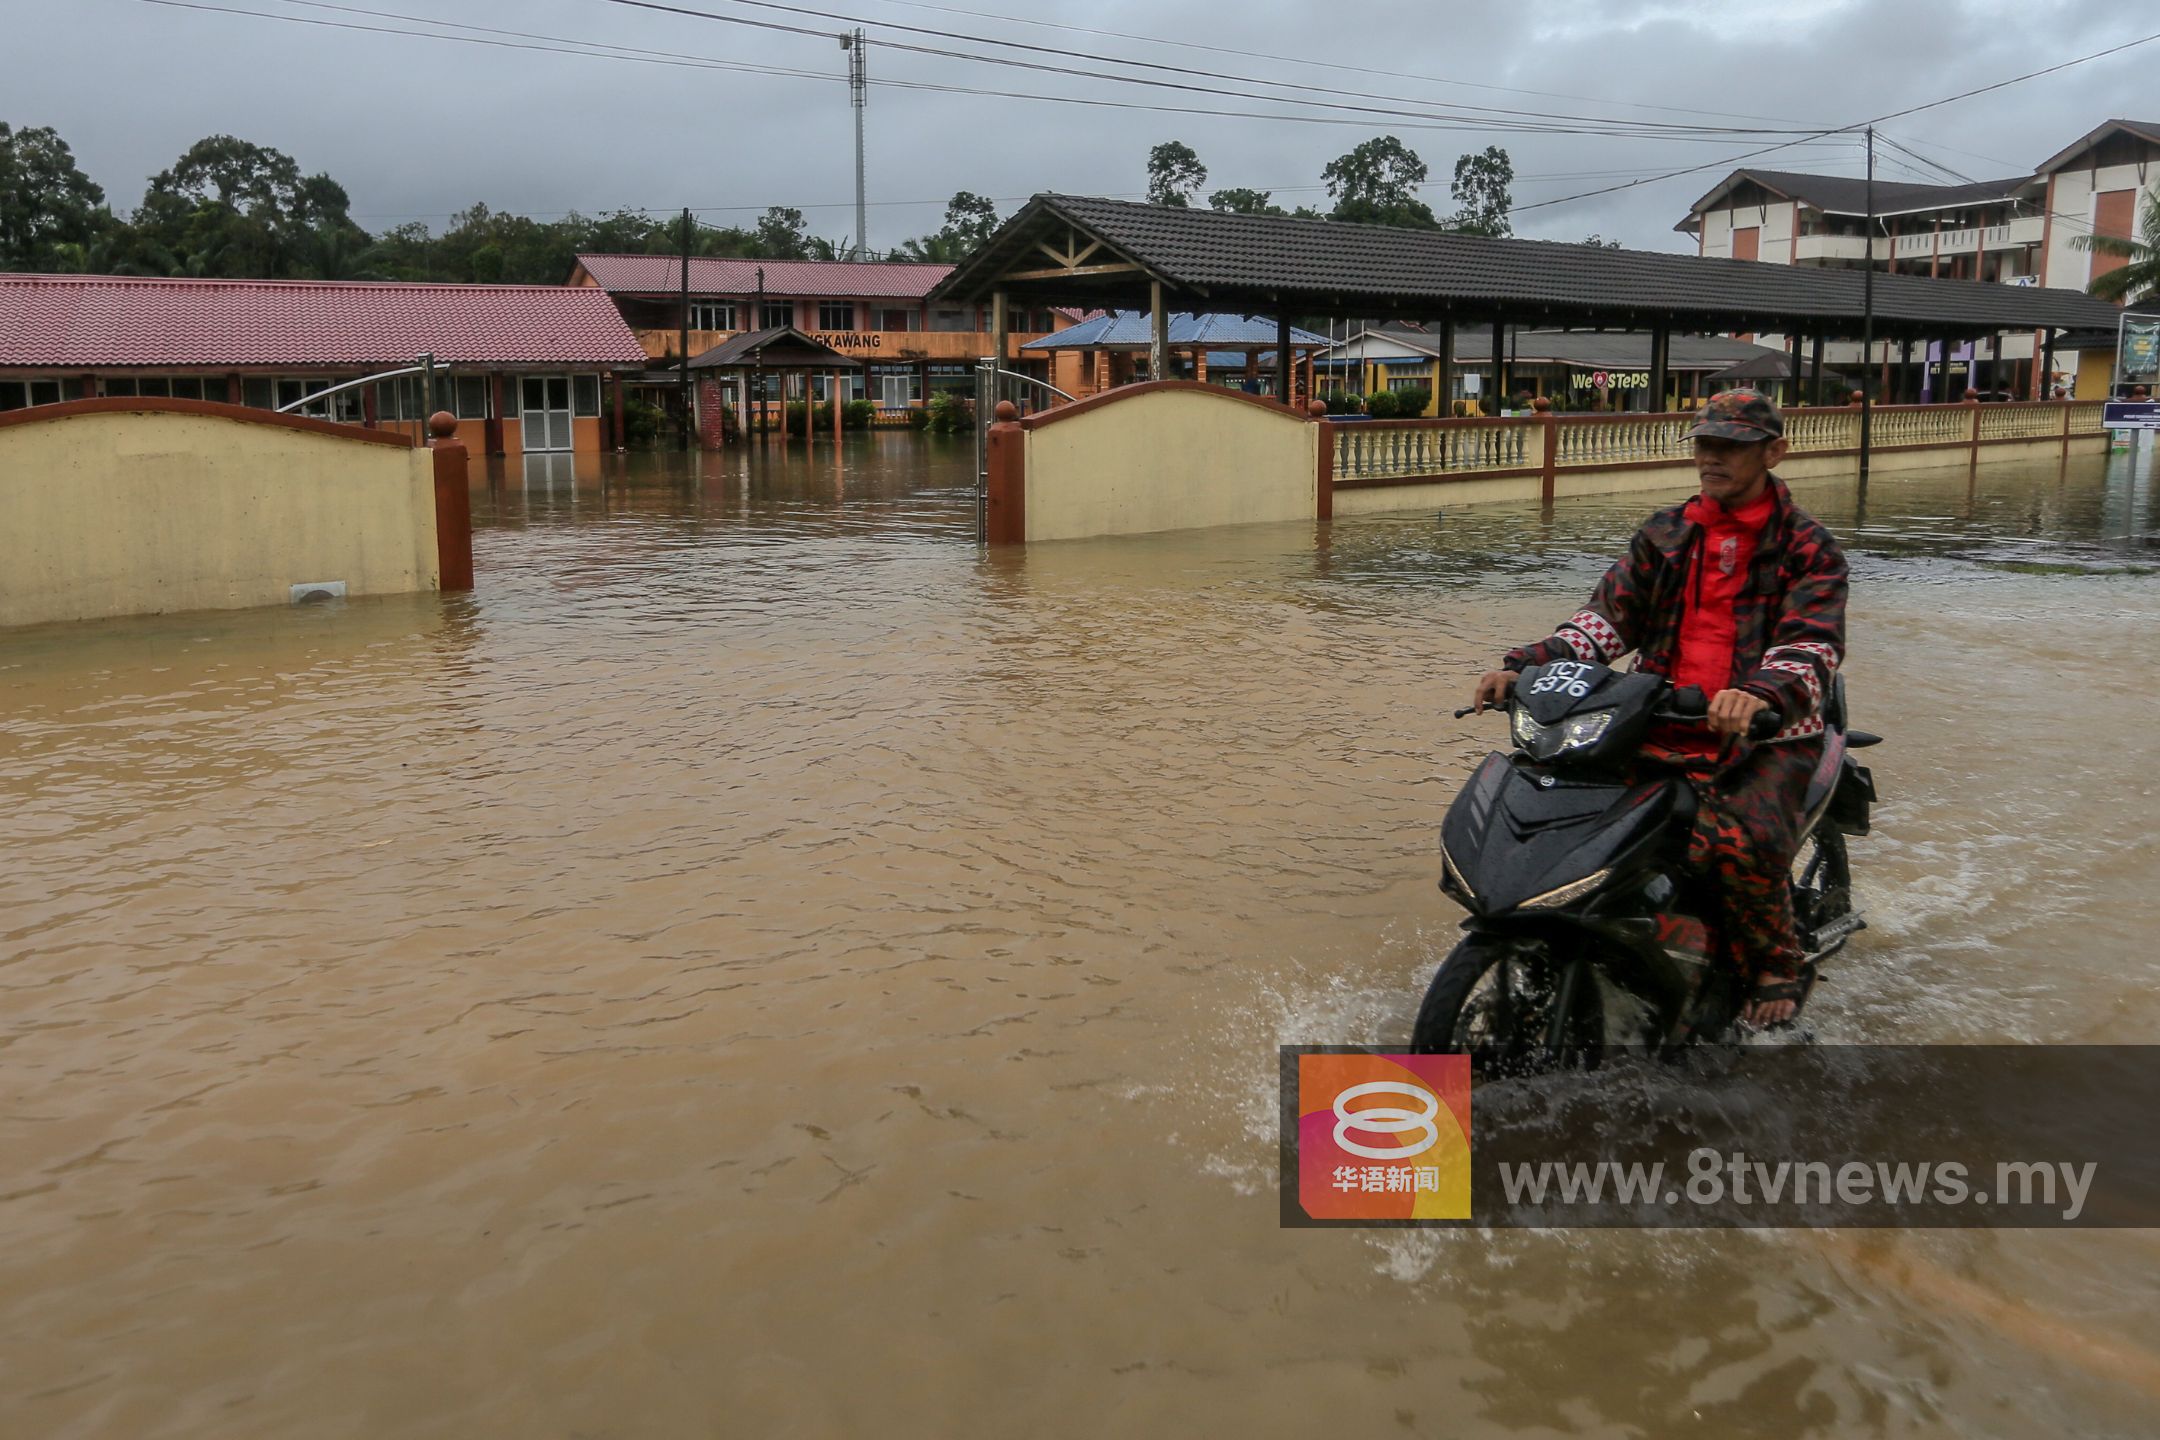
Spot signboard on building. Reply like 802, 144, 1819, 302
811, 332, 887, 352
1572, 370, 1651, 389
2101, 401, 2160, 430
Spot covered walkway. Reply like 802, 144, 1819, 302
933, 194, 2128, 411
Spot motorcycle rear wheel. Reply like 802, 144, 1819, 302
1410, 936, 1606, 1076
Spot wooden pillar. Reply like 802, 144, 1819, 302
611, 373, 626, 450
1193, 348, 1207, 385
1436, 319, 1455, 416
1491, 319, 1507, 409
1149, 281, 1169, 384
1275, 314, 1292, 401
361, 382, 378, 429
2041, 329, 2059, 398
991, 289, 1010, 404
832, 369, 843, 441
1648, 323, 1671, 413
1808, 332, 1825, 407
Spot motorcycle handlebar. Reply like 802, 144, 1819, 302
1456, 695, 1785, 739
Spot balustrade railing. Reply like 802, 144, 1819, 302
1551, 414, 1690, 468
1328, 401, 2097, 489
1332, 418, 1533, 481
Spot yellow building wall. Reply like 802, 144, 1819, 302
1, 407, 438, 628
1022, 387, 1317, 542
2075, 350, 2114, 400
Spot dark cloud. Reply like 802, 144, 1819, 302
4, 0, 2145, 252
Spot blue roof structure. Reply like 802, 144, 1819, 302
1022, 311, 1329, 351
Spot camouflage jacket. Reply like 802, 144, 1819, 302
1502, 475, 1848, 742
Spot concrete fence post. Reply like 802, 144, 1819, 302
1535, 396, 1557, 504
984, 400, 1025, 545
428, 411, 474, 592
1964, 392, 1982, 480
1309, 398, 1333, 522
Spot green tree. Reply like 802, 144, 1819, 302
1323, 137, 1436, 228
2072, 190, 2160, 303
131, 134, 364, 278
1447, 145, 1514, 237
1581, 234, 1622, 249
0, 123, 109, 270
1208, 187, 1286, 216
1146, 141, 1207, 208
755, 205, 811, 260
941, 191, 1000, 248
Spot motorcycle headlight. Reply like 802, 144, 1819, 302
1557, 708, 1616, 752
1511, 708, 1543, 748
1518, 867, 1614, 911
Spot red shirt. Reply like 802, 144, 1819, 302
1657, 486, 1776, 757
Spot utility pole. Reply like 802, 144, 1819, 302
1859, 126, 1877, 478
754, 266, 767, 439
842, 29, 868, 260
677, 206, 693, 452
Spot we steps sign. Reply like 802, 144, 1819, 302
2102, 401, 2160, 431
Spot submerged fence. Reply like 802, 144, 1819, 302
1329, 399, 2112, 496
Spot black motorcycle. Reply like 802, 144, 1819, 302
1412, 658, 1880, 1072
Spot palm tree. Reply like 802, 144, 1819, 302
2072, 190, 2160, 303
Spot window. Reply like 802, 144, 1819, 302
929, 307, 973, 333
456, 375, 490, 420
103, 377, 137, 397
818, 300, 855, 331
760, 300, 793, 330
0, 381, 23, 412
690, 300, 736, 330
137, 377, 171, 398
244, 378, 275, 409
167, 376, 205, 401
29, 379, 62, 407
573, 375, 600, 416
877, 307, 916, 332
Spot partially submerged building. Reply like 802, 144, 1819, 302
566, 254, 1072, 415
0, 274, 648, 454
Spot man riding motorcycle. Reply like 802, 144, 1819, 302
1469, 390, 1848, 1028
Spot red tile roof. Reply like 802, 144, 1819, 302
0, 274, 650, 368
574, 253, 955, 301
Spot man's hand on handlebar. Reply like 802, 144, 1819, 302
1469, 669, 1517, 715
1707, 688, 1772, 737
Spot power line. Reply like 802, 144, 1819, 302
140, 0, 1831, 145
592, 0, 1833, 138
855, 0, 1820, 128
1510, 24, 2160, 214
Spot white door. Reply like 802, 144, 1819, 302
879, 374, 912, 410
521, 376, 573, 451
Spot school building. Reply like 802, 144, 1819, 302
1680, 117, 2160, 397
0, 273, 648, 454
566, 254, 1077, 419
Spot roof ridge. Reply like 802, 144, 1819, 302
0, 272, 617, 293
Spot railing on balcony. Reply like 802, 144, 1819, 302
1327, 401, 2099, 492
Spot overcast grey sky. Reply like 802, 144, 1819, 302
4, 0, 2149, 252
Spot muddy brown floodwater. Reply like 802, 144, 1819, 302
4, 434, 2158, 1439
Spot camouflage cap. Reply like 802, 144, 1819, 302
1685, 389, 1784, 442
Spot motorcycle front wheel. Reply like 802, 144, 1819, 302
1409, 936, 1606, 1076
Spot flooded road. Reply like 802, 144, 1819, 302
4, 434, 2158, 1438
